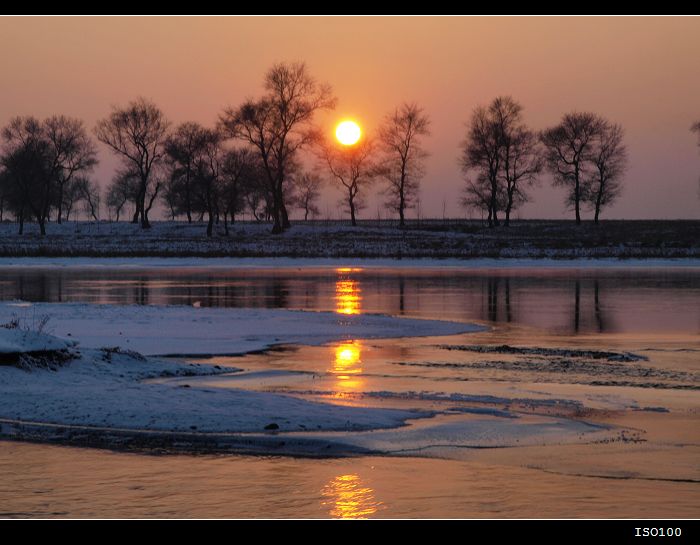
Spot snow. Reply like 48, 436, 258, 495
0, 256, 699, 270
0, 302, 481, 356
0, 327, 75, 354
0, 303, 481, 443
0, 348, 426, 434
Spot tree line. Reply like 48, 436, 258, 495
1, 61, 698, 236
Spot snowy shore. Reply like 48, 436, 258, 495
0, 302, 482, 356
0, 304, 481, 452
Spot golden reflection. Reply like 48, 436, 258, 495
335, 268, 362, 315
321, 474, 382, 519
332, 341, 364, 392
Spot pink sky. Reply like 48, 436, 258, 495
1, 16, 699, 220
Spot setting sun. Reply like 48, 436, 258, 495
335, 120, 361, 146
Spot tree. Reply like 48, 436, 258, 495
586, 121, 627, 223
95, 97, 170, 229
75, 176, 101, 222
461, 97, 522, 227
377, 102, 431, 227
0, 117, 51, 234
164, 122, 208, 223
501, 124, 542, 226
462, 173, 504, 224
191, 128, 224, 237
220, 148, 256, 233
105, 168, 141, 222
322, 137, 377, 226
44, 116, 98, 224
540, 112, 603, 224
292, 172, 324, 220
220, 61, 336, 234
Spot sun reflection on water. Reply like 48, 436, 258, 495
335, 268, 362, 315
331, 340, 364, 393
321, 474, 382, 519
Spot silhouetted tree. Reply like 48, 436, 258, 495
0, 117, 51, 234
220, 61, 336, 234
322, 137, 377, 226
377, 102, 431, 227
462, 173, 504, 224
586, 121, 627, 223
501, 120, 542, 226
191, 128, 224, 237
60, 177, 84, 221
292, 172, 324, 220
95, 97, 170, 229
461, 97, 522, 227
220, 148, 256, 232
44, 116, 98, 224
105, 167, 141, 222
540, 112, 603, 224
75, 176, 100, 221
164, 122, 209, 223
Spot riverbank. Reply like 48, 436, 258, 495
0, 220, 698, 258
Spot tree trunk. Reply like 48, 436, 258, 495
349, 191, 357, 227
574, 175, 581, 225
594, 185, 603, 224
57, 183, 64, 224
206, 212, 213, 237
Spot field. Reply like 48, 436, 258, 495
0, 219, 698, 259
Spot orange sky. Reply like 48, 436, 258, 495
1, 16, 699, 219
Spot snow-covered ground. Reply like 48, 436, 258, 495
0, 304, 483, 447
1, 256, 700, 270
0, 220, 697, 259
0, 302, 481, 356
0, 343, 427, 435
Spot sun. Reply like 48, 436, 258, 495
335, 120, 361, 146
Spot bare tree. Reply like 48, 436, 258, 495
0, 117, 50, 234
292, 172, 324, 220
164, 122, 209, 223
95, 97, 170, 229
44, 116, 98, 224
462, 174, 499, 224
322, 137, 377, 226
586, 121, 627, 223
220, 148, 256, 232
75, 176, 101, 222
105, 168, 140, 222
220, 61, 336, 234
460, 97, 522, 227
377, 102, 431, 227
501, 124, 542, 226
192, 128, 224, 237
540, 112, 603, 224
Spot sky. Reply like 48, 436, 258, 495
1, 15, 699, 220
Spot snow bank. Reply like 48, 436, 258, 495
0, 302, 481, 356
0, 327, 75, 354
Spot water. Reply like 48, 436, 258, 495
0, 265, 698, 518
